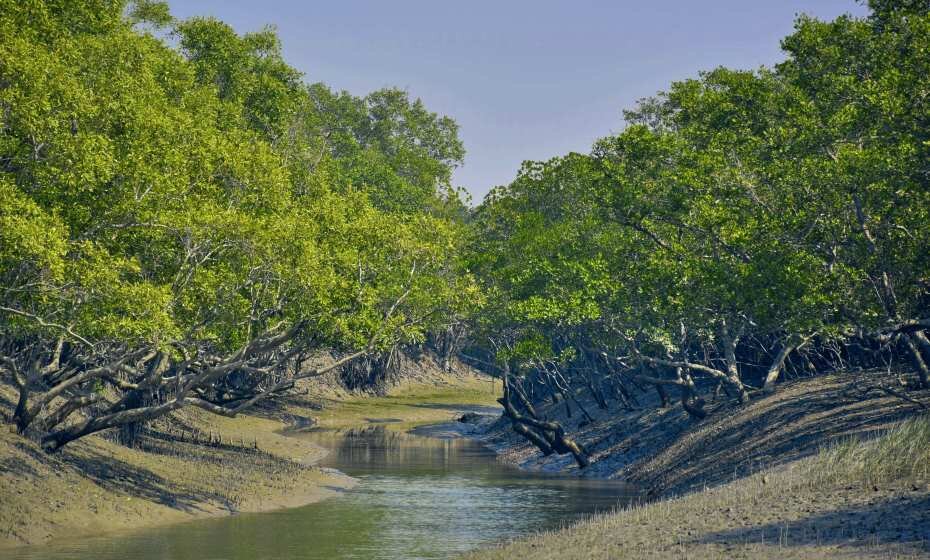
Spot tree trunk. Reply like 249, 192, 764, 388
500, 366, 589, 468
510, 378, 539, 419
509, 418, 554, 455
13, 383, 31, 434
719, 320, 750, 403
912, 330, 930, 359
676, 367, 707, 419
762, 335, 811, 393
43, 397, 188, 452
904, 335, 930, 389
655, 381, 670, 408
586, 377, 608, 410
911, 331, 930, 388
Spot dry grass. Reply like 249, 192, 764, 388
812, 415, 930, 487
0, 405, 350, 548
480, 371, 926, 496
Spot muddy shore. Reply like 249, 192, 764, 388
454, 370, 930, 559
5, 365, 928, 558
0, 366, 498, 548
0, 407, 357, 548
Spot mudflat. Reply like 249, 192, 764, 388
0, 369, 497, 548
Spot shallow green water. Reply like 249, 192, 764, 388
8, 422, 636, 560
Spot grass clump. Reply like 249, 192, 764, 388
813, 415, 930, 486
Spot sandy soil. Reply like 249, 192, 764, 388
408, 410, 499, 439
308, 374, 499, 430
9, 356, 925, 558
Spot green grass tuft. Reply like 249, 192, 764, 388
813, 415, 930, 486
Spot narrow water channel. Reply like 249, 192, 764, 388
8, 421, 637, 560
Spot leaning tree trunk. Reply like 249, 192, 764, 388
43, 397, 189, 452
762, 334, 812, 393
12, 380, 32, 434
675, 367, 707, 419
499, 365, 590, 468
654, 380, 670, 408
634, 364, 707, 420
903, 334, 930, 389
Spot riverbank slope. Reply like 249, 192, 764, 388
464, 370, 930, 559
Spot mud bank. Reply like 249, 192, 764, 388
458, 370, 930, 559
0, 365, 498, 548
0, 405, 356, 548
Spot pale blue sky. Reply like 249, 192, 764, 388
167, 1, 869, 201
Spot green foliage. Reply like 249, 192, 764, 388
127, 0, 172, 27
1, 0, 927, 442
471, 1, 930, 381
302, 85, 465, 213
0, 178, 68, 283
0, 0, 471, 359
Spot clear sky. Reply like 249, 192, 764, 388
166, 1, 868, 202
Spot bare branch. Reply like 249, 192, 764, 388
0, 306, 94, 348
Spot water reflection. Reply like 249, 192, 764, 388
7, 425, 636, 560
313, 425, 493, 475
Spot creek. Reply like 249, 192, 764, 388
8, 419, 636, 559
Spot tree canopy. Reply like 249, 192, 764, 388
0, 0, 473, 449
467, 0, 930, 464
1, 0, 928, 459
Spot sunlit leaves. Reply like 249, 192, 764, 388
471, 1, 930, 368
0, 0, 472, 360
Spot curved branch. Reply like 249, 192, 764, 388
0, 306, 94, 348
